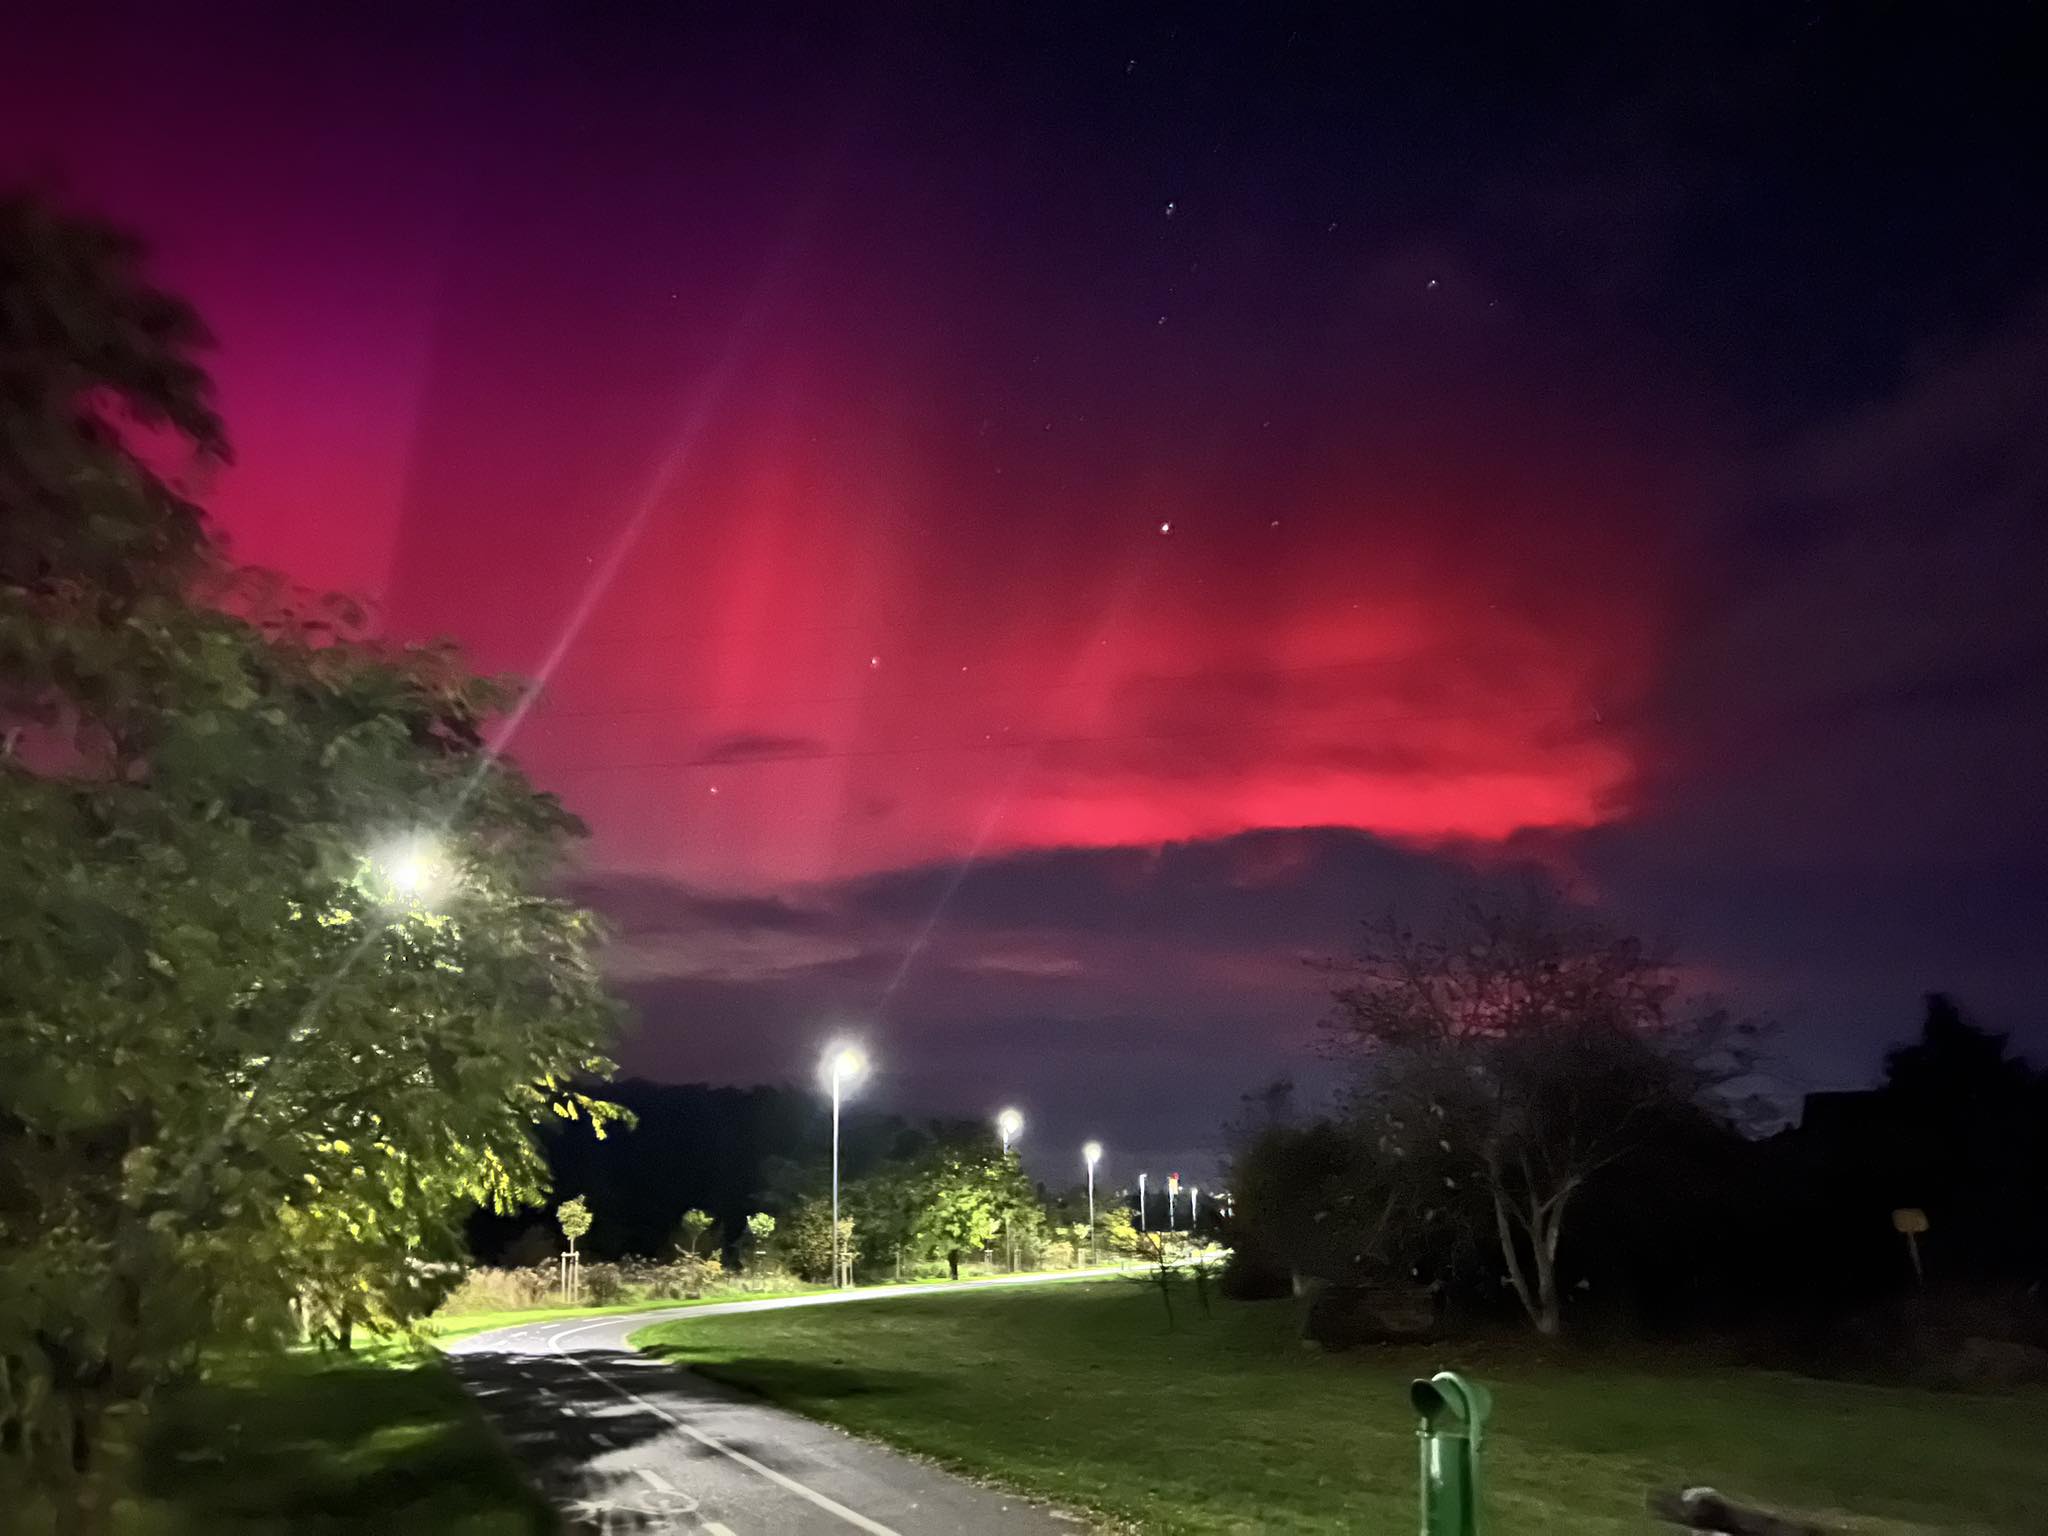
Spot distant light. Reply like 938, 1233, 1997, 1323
1158, 521, 1171, 534
997, 1106, 1024, 1143
1084, 1140, 1103, 1167
868, 655, 881, 669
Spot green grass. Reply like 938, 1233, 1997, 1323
420, 1286, 812, 1344
107, 1350, 549, 1536
419, 1264, 1126, 1344
636, 1281, 2048, 1536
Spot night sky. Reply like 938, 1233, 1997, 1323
5, 5, 2044, 1179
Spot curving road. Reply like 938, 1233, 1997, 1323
447, 1270, 1127, 1535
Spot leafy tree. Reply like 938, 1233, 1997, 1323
913, 1143, 1038, 1278
557, 1196, 593, 1254
744, 1212, 776, 1244
1092, 1205, 1141, 1258
672, 1208, 715, 1258
774, 1196, 852, 1283
1325, 890, 1758, 1336
843, 1160, 930, 1280
0, 197, 622, 1518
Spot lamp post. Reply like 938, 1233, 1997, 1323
996, 1108, 1024, 1271
1138, 1171, 1147, 1231
1168, 1172, 1180, 1231
1191, 1185, 1200, 1231
1083, 1141, 1102, 1256
825, 1044, 867, 1288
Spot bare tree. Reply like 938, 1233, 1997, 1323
1326, 889, 1759, 1336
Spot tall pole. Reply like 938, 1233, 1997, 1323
1138, 1172, 1147, 1231
1083, 1141, 1102, 1259
831, 1065, 843, 1288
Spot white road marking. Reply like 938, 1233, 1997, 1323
455, 1269, 1156, 1536
544, 1319, 903, 1536
704, 1522, 739, 1536
638, 1467, 678, 1494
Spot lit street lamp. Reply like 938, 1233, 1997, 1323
1083, 1140, 1102, 1244
1190, 1185, 1200, 1229
824, 1043, 867, 1288
996, 1107, 1024, 1272
1138, 1171, 1148, 1231
373, 831, 452, 907
1168, 1172, 1180, 1230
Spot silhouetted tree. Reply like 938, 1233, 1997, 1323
1325, 890, 1762, 1335
1877, 994, 2044, 1280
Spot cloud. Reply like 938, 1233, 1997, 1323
694, 732, 829, 765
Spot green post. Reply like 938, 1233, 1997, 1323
1412, 1370, 1491, 1536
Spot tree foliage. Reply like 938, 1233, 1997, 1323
672, 1208, 715, 1257
774, 1196, 852, 1284
910, 1143, 1038, 1264
557, 1197, 594, 1252
0, 196, 622, 1511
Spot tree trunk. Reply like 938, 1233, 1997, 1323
1530, 1243, 1563, 1338
947, 1248, 961, 1281
1491, 1191, 1542, 1329
1531, 1192, 1570, 1337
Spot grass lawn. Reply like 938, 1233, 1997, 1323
636, 1281, 2048, 1536
96, 1350, 550, 1536
421, 1285, 812, 1344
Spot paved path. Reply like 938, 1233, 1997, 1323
448, 1270, 1126, 1535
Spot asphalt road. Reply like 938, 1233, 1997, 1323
448, 1270, 1128, 1535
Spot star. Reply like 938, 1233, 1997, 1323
1158, 521, 1172, 534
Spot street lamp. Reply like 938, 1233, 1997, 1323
1190, 1185, 1201, 1230
997, 1106, 1024, 1154
1138, 1171, 1148, 1231
372, 831, 451, 907
1083, 1141, 1102, 1250
823, 1043, 867, 1288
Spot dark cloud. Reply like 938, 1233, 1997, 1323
694, 732, 829, 765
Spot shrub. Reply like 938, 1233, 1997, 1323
439, 1264, 554, 1314
578, 1262, 625, 1305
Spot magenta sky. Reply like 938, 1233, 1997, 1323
7, 6, 2043, 1172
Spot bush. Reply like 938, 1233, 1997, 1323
439, 1264, 554, 1314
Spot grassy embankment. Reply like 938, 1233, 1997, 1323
637, 1280, 2048, 1536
